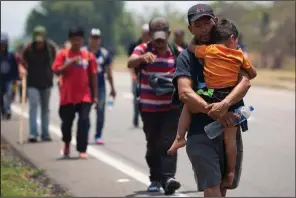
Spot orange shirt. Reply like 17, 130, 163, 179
195, 44, 252, 89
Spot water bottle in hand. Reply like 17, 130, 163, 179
204, 105, 254, 139
107, 96, 114, 111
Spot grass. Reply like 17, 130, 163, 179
252, 69, 295, 90
113, 55, 295, 90
1, 144, 54, 197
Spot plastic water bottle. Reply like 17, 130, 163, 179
204, 105, 255, 139
107, 96, 114, 111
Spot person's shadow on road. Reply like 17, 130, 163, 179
124, 190, 164, 197
56, 156, 80, 160
124, 190, 197, 197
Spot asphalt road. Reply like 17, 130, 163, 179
9, 72, 296, 197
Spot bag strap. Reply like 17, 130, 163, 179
168, 40, 180, 66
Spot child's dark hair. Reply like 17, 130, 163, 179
211, 19, 239, 43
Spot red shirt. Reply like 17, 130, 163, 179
52, 49, 97, 105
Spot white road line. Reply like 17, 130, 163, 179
11, 105, 188, 197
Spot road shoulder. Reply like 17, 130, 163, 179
1, 115, 149, 197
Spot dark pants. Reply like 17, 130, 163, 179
95, 86, 106, 139
59, 102, 91, 152
132, 81, 140, 126
141, 108, 180, 187
186, 131, 243, 192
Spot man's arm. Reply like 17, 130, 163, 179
52, 51, 77, 75
89, 53, 99, 103
21, 45, 30, 69
127, 43, 155, 68
130, 68, 137, 82
177, 77, 209, 114
206, 69, 251, 119
173, 50, 208, 114
106, 54, 116, 97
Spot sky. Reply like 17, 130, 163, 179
1, 1, 272, 39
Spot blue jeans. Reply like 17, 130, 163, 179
2, 81, 14, 114
95, 86, 106, 139
132, 81, 140, 126
27, 87, 51, 138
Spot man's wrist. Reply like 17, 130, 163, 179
222, 98, 231, 108
139, 55, 146, 63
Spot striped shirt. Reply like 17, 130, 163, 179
132, 42, 183, 112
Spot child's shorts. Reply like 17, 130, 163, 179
197, 86, 249, 132
197, 86, 244, 112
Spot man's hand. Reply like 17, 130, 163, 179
217, 112, 240, 128
132, 75, 137, 83
110, 88, 116, 98
206, 99, 231, 120
71, 56, 81, 64
19, 65, 27, 78
141, 52, 156, 64
93, 97, 99, 108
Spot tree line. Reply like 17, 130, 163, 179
24, 1, 295, 69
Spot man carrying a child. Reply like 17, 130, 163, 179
172, 4, 255, 197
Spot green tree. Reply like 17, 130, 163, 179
25, 1, 137, 54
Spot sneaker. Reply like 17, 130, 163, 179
60, 143, 70, 157
95, 138, 104, 145
5, 112, 11, 120
147, 181, 161, 192
28, 135, 38, 143
164, 178, 181, 195
79, 152, 88, 159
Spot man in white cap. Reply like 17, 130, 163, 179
86, 28, 116, 145
127, 24, 151, 128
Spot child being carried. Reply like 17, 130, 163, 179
168, 19, 257, 187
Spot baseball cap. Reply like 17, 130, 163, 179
149, 17, 170, 40
187, 4, 215, 24
90, 28, 101, 37
33, 25, 46, 42
33, 25, 46, 34
68, 26, 84, 38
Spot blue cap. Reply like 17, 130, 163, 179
249, 106, 254, 111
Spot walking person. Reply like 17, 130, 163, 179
173, 29, 188, 49
15, 43, 27, 103
173, 4, 251, 197
127, 17, 183, 195
52, 26, 98, 159
1, 33, 19, 120
127, 24, 150, 127
85, 28, 116, 144
22, 25, 57, 142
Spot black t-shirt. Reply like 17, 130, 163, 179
173, 49, 213, 137
23, 41, 56, 89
